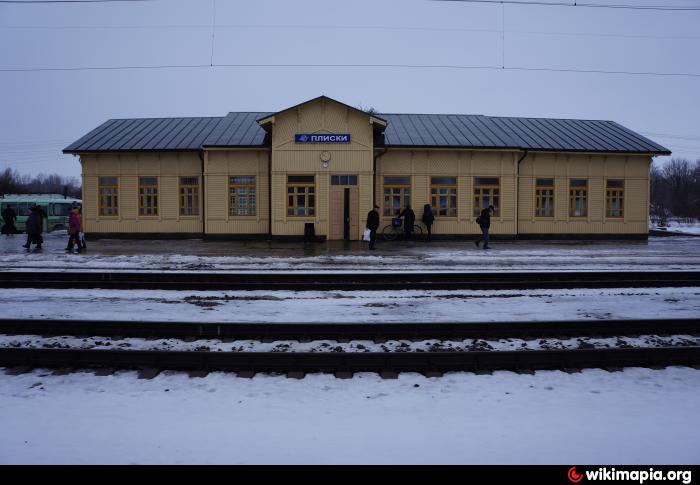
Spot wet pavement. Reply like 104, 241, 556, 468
0, 231, 699, 272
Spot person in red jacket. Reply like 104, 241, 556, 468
66, 205, 82, 252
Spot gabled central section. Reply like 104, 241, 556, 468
260, 95, 384, 240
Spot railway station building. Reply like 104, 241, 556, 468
63, 95, 670, 240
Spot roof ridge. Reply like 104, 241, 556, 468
107, 116, 225, 121
488, 115, 614, 123
380, 113, 615, 123
379, 113, 485, 117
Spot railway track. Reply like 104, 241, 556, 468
1, 270, 699, 290
1, 317, 698, 341
1, 346, 698, 377
1, 318, 699, 377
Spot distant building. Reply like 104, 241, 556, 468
63, 95, 670, 239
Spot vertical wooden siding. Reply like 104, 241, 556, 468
376, 149, 519, 235
81, 153, 203, 233
270, 98, 375, 239
204, 149, 270, 234
517, 153, 651, 234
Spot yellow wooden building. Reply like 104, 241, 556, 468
64, 96, 670, 240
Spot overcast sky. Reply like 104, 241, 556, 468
0, 0, 698, 178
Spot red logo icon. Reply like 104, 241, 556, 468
568, 467, 584, 483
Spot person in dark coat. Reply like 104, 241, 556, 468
365, 204, 380, 250
475, 205, 494, 249
23, 205, 43, 250
1, 205, 17, 236
422, 204, 435, 242
398, 205, 415, 240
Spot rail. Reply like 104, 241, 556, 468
1, 270, 699, 290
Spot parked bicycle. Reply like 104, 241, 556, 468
381, 217, 424, 241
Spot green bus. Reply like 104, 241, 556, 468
1, 194, 82, 233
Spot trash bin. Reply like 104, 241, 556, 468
304, 222, 315, 240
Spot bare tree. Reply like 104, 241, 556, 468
650, 158, 700, 223
0, 169, 81, 198
649, 163, 668, 226
356, 104, 380, 115
0, 168, 19, 195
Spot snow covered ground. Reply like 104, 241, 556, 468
2, 235, 698, 465
1, 232, 699, 272
652, 222, 700, 236
0, 287, 698, 323
2, 333, 698, 353
1, 367, 698, 464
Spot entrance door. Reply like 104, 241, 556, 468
329, 175, 359, 241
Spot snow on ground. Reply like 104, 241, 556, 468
1, 232, 699, 272
2, 334, 699, 353
652, 222, 700, 236
1, 287, 698, 323
1, 367, 698, 464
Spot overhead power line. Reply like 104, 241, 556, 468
433, 0, 700, 11
641, 132, 700, 142
0, 0, 151, 4
0, 138, 72, 146
4, 0, 695, 9
1, 62, 699, 78
209, 0, 216, 66
2, 24, 698, 41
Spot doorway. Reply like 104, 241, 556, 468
329, 175, 359, 241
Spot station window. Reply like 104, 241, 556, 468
138, 177, 158, 216
287, 175, 315, 217
229, 176, 256, 216
383, 176, 411, 216
473, 177, 500, 217
98, 176, 118, 216
430, 176, 457, 217
331, 175, 358, 186
569, 179, 588, 217
535, 178, 555, 218
606, 180, 624, 218
179, 177, 199, 216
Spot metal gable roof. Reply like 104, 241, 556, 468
201, 112, 271, 147
379, 113, 670, 154
64, 110, 671, 156
63, 117, 224, 153
255, 95, 386, 125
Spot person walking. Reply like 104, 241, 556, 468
66, 204, 82, 252
23, 205, 43, 250
78, 206, 87, 251
475, 205, 494, 249
365, 204, 380, 250
398, 204, 415, 241
1, 204, 17, 236
422, 204, 435, 242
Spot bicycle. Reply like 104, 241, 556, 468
381, 217, 424, 241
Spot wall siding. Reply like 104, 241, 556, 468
270, 98, 375, 239
204, 149, 270, 234
376, 149, 519, 235
82, 153, 203, 233
517, 153, 651, 234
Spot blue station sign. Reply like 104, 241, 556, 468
295, 134, 351, 143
